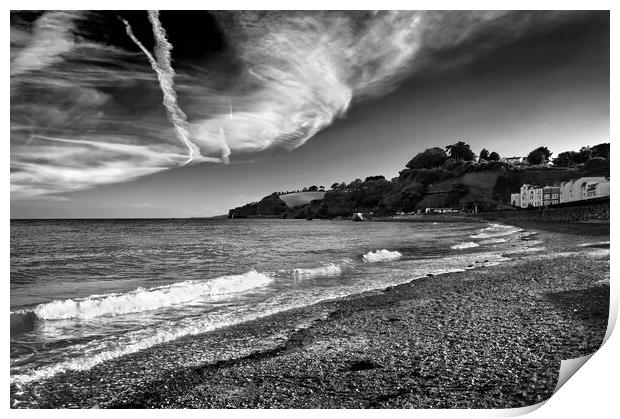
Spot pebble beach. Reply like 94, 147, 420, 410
11, 221, 610, 409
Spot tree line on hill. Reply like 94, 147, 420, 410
275, 185, 326, 195
402, 141, 609, 170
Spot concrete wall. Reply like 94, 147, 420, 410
484, 198, 609, 222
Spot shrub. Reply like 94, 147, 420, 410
406, 147, 448, 169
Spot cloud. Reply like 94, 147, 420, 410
11, 11, 80, 77
10, 135, 181, 198
10, 10, 588, 198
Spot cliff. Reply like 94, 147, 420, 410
228, 193, 289, 218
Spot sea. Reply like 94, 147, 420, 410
10, 218, 542, 387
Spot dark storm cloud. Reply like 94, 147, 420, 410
10, 10, 602, 198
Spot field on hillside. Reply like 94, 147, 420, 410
279, 192, 326, 208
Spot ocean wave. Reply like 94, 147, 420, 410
451, 241, 479, 250
10, 294, 336, 386
362, 249, 402, 263
9, 250, 515, 386
10, 311, 37, 336
21, 270, 273, 321
470, 223, 521, 239
293, 263, 342, 279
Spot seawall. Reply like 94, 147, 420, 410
481, 197, 609, 223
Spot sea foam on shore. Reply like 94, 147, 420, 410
293, 263, 343, 279
362, 249, 402, 263
451, 241, 479, 250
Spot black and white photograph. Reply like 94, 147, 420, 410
9, 5, 613, 411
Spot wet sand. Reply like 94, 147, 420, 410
11, 221, 609, 409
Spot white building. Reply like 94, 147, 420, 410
519, 184, 544, 208
559, 177, 609, 203
542, 185, 560, 206
510, 193, 521, 207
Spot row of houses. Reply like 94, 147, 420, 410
510, 177, 610, 208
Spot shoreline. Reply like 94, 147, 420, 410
11, 220, 609, 409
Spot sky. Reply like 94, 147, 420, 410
10, 10, 609, 218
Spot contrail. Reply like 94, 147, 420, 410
218, 127, 231, 164
121, 12, 218, 164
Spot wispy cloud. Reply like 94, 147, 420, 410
11, 11, 79, 76
11, 135, 181, 198
10, 10, 585, 198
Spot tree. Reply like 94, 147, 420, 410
445, 141, 476, 161
405, 147, 448, 169
331, 182, 340, 190
308, 185, 318, 192
577, 146, 592, 163
526, 146, 552, 165
488, 151, 500, 161
364, 175, 385, 182
348, 179, 363, 190
553, 151, 579, 167
591, 142, 610, 160
302, 187, 308, 192
584, 157, 610, 173
479, 148, 490, 161
319, 185, 325, 191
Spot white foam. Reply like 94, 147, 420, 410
32, 270, 273, 320
293, 263, 342, 279
362, 249, 402, 263
11, 313, 243, 385
470, 223, 522, 239
11, 292, 347, 385
451, 241, 479, 250
577, 241, 610, 247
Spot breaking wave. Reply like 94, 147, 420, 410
11, 302, 286, 385
16, 270, 273, 321
470, 223, 522, 239
451, 241, 479, 250
293, 263, 342, 279
362, 249, 402, 263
